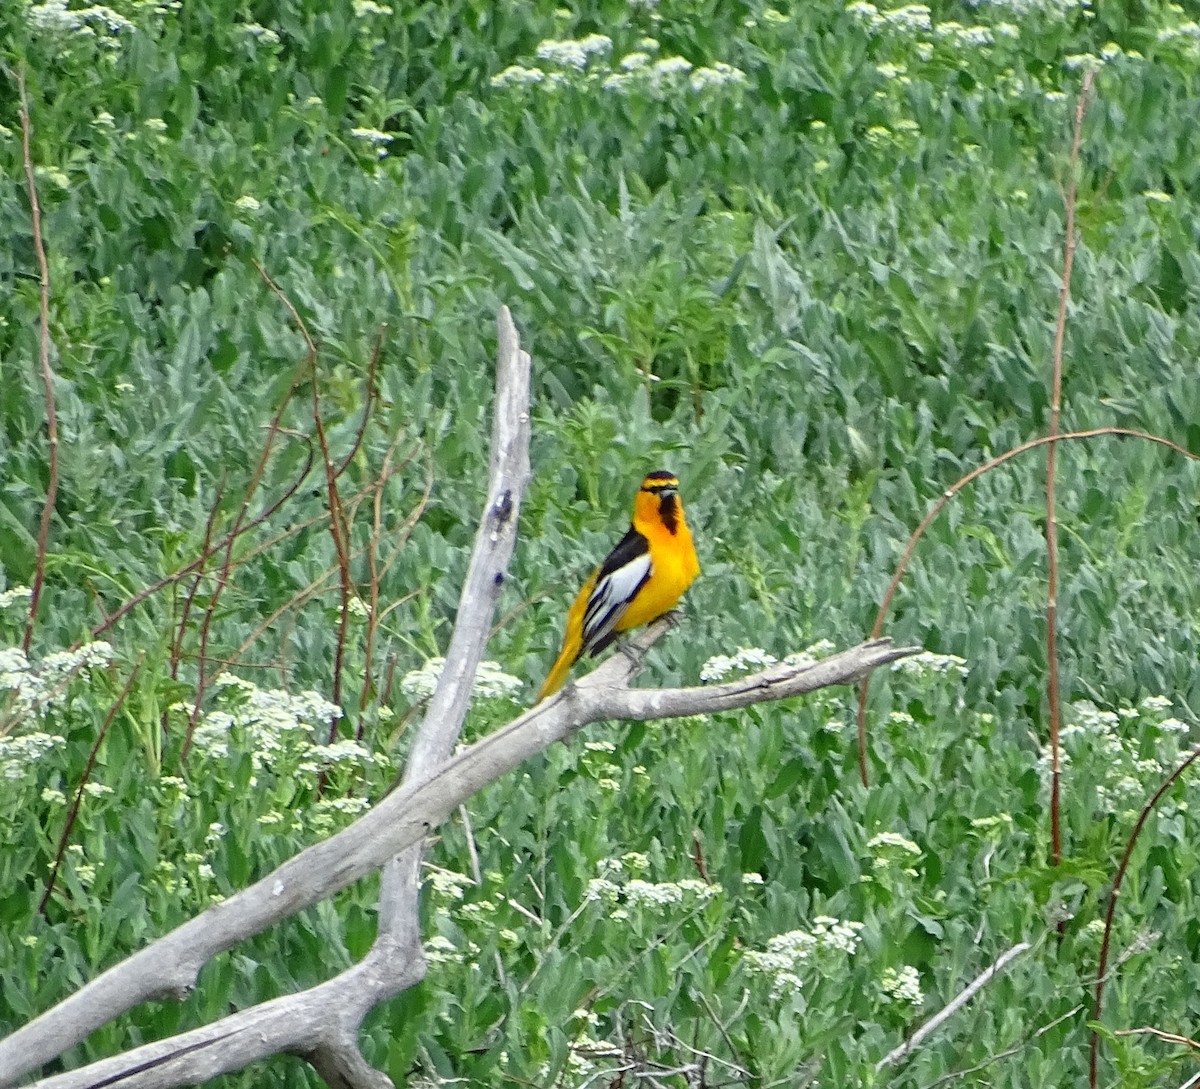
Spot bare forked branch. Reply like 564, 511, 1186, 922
2, 628, 912, 1086
0, 308, 914, 1089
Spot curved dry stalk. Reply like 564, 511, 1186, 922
856, 426, 1200, 786
1090, 742, 1200, 1088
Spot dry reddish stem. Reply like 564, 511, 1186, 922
90, 439, 314, 642
335, 324, 385, 479
1045, 68, 1095, 868
17, 69, 59, 656
172, 476, 227, 680
179, 355, 308, 765
310, 364, 354, 742
252, 261, 357, 743
857, 427, 1200, 785
39, 662, 143, 914
1090, 743, 1200, 1087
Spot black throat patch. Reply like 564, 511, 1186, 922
659, 493, 679, 534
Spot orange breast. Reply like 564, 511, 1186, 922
615, 516, 699, 632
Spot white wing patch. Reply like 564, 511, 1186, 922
582, 552, 652, 654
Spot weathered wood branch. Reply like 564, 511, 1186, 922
0, 313, 920, 1089
2, 628, 916, 1088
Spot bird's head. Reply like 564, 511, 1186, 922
636, 470, 683, 533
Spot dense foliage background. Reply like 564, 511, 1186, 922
3, 0, 1200, 1085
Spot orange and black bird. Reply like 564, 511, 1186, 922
536, 470, 700, 703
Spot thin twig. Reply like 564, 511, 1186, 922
179, 346, 309, 764
334, 324, 386, 479
876, 942, 1032, 1070
1045, 68, 1095, 871
1114, 1026, 1200, 1053
17, 67, 59, 656
171, 476, 227, 680
89, 435, 315, 641
251, 260, 355, 744
1090, 742, 1200, 1087
922, 1005, 1083, 1089
39, 662, 143, 914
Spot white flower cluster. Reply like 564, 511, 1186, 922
933, 20, 1016, 45
0, 587, 32, 612
688, 62, 748, 92
968, 0, 1089, 14
0, 730, 66, 782
190, 673, 342, 767
744, 917, 865, 998
700, 646, 777, 682
0, 640, 113, 719
399, 656, 521, 701
880, 964, 924, 1005
625, 878, 718, 907
493, 34, 745, 102
535, 33, 613, 69
27, 0, 133, 44
784, 639, 837, 668
1047, 696, 1192, 817
299, 737, 383, 776
583, 855, 718, 918
893, 650, 968, 679
491, 65, 563, 89
846, 2, 932, 32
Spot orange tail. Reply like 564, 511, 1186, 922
535, 643, 579, 703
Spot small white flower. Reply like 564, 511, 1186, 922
700, 646, 778, 682
0, 587, 33, 611
894, 650, 968, 678
491, 64, 547, 88
649, 55, 693, 79
689, 62, 747, 92
0, 731, 67, 781
868, 831, 922, 856
880, 965, 924, 1005
535, 33, 612, 69
350, 126, 393, 145
585, 877, 620, 902
242, 23, 281, 45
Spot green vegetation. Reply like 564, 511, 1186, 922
3, 0, 1200, 1084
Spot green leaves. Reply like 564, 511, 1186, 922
5, 0, 1200, 1084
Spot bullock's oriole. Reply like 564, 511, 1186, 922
535, 470, 700, 703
